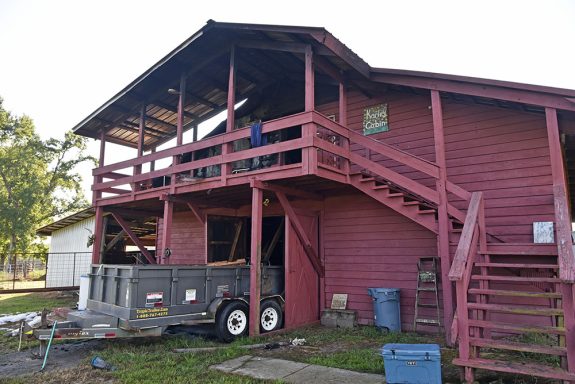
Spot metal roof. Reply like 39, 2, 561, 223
36, 208, 95, 236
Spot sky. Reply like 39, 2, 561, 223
0, 0, 574, 199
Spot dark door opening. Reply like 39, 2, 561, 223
207, 215, 285, 266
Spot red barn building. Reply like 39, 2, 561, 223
73, 21, 575, 382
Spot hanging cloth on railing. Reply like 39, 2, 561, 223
250, 121, 267, 147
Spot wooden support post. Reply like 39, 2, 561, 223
222, 45, 236, 184
150, 148, 156, 172
91, 207, 105, 264
339, 82, 350, 180
302, 123, 317, 174
193, 125, 198, 142
109, 211, 155, 264
249, 186, 263, 336
305, 45, 314, 112
133, 104, 146, 190
177, 73, 186, 146
431, 90, 455, 335
160, 200, 174, 265
546, 107, 575, 282
93, 131, 106, 203
561, 283, 575, 376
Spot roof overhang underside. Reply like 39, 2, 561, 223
72, 20, 370, 150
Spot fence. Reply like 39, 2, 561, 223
0, 252, 92, 291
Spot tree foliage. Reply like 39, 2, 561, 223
0, 98, 96, 259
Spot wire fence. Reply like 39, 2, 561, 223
0, 252, 92, 291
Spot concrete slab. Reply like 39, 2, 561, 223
286, 363, 384, 384
210, 355, 252, 373
210, 355, 386, 383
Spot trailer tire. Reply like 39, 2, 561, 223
216, 301, 249, 342
260, 299, 283, 333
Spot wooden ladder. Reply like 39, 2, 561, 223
413, 257, 441, 332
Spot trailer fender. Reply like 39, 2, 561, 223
208, 297, 249, 319
261, 295, 285, 308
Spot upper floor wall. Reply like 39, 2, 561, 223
317, 89, 555, 243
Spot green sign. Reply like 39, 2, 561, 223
363, 104, 388, 135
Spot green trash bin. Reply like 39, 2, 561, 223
367, 288, 401, 331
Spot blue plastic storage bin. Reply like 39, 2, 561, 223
367, 288, 401, 331
381, 343, 442, 384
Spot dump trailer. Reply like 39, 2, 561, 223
34, 264, 284, 342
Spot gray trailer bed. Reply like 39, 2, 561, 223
35, 264, 284, 341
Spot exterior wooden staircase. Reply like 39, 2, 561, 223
349, 172, 440, 233
449, 193, 575, 382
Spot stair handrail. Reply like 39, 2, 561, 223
447, 192, 485, 354
311, 112, 440, 179
312, 112, 469, 222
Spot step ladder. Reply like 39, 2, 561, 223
413, 257, 441, 332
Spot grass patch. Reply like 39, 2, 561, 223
308, 348, 383, 374
0, 292, 77, 315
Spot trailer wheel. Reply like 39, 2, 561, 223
260, 300, 283, 333
216, 301, 249, 342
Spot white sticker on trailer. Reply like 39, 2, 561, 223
145, 292, 163, 307
185, 289, 196, 302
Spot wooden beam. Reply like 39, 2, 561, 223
105, 229, 126, 251
249, 187, 263, 336
305, 45, 314, 112
228, 221, 243, 262
250, 179, 322, 200
107, 207, 162, 218
546, 107, 575, 282
186, 202, 206, 225
177, 73, 186, 146
91, 207, 105, 264
110, 211, 156, 264
431, 89, 454, 337
160, 200, 174, 264
371, 73, 575, 112
275, 191, 324, 277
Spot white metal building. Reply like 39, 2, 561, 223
37, 208, 95, 287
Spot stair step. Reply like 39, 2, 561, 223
474, 262, 559, 269
359, 177, 375, 183
452, 357, 575, 381
403, 201, 421, 206
372, 185, 390, 191
468, 319, 565, 335
417, 287, 437, 292
416, 303, 439, 308
414, 318, 440, 325
467, 303, 563, 316
469, 337, 566, 356
480, 244, 558, 256
471, 275, 560, 283
418, 209, 436, 215
387, 192, 405, 198
468, 288, 561, 299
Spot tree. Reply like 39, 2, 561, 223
0, 98, 96, 262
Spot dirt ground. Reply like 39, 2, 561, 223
0, 339, 105, 380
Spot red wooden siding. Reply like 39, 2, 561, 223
323, 193, 438, 329
317, 90, 554, 242
157, 212, 206, 265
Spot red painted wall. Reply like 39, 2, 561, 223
318, 90, 554, 243
157, 212, 206, 265
323, 193, 438, 329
